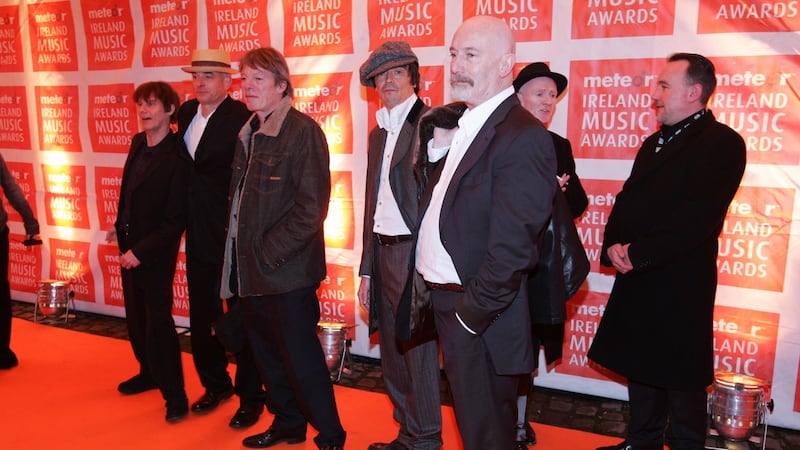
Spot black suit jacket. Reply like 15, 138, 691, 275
115, 132, 188, 267
589, 111, 746, 390
359, 98, 427, 334
551, 131, 588, 219
177, 96, 251, 264
413, 94, 557, 375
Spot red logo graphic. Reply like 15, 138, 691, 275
698, 0, 800, 33
94, 166, 123, 231
318, 263, 356, 338
0, 5, 23, 72
575, 179, 624, 273
718, 187, 794, 292
3, 162, 37, 224
0, 86, 31, 149
463, 0, 552, 42
35, 85, 82, 152
28, 1, 78, 72
283, 0, 353, 56
369, 0, 445, 49
41, 164, 90, 229
572, 0, 676, 39
88, 84, 136, 153
81, 0, 135, 70
205, 0, 270, 61
97, 244, 124, 307
141, 0, 196, 67
558, 290, 615, 381
48, 238, 95, 303
567, 58, 660, 160
712, 305, 779, 383
292, 72, 353, 155
711, 55, 800, 166
9, 233, 42, 294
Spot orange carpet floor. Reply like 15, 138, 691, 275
0, 318, 621, 449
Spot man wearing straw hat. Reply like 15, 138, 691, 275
177, 49, 265, 429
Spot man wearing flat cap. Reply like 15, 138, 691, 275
513, 61, 589, 449
177, 48, 265, 429
358, 41, 442, 450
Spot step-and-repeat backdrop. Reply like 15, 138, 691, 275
1, 0, 798, 429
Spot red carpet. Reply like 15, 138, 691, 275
0, 318, 621, 449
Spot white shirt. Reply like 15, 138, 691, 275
372, 94, 417, 236
183, 106, 216, 159
416, 87, 515, 284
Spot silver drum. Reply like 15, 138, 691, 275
317, 321, 349, 381
37, 279, 71, 317
709, 372, 769, 441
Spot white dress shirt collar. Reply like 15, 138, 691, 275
375, 94, 417, 134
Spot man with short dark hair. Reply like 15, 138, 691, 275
111, 81, 189, 422
358, 41, 442, 450
589, 53, 746, 450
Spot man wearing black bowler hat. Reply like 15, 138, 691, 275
512, 61, 589, 449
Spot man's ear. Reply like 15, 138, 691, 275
499, 53, 515, 78
688, 83, 702, 102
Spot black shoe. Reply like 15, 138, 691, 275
367, 442, 406, 450
519, 422, 536, 445
165, 398, 189, 423
597, 443, 629, 450
242, 426, 306, 448
597, 441, 662, 450
515, 442, 528, 450
0, 348, 18, 369
319, 446, 344, 450
191, 386, 234, 413
117, 374, 158, 395
229, 404, 263, 429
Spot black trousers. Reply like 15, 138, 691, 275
627, 379, 708, 450
187, 259, 263, 406
122, 261, 185, 402
0, 227, 11, 353
431, 289, 519, 450
240, 285, 346, 448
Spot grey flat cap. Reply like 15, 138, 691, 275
359, 41, 418, 87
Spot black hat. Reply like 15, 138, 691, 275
513, 62, 568, 96
360, 41, 418, 88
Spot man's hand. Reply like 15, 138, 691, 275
556, 173, 571, 192
607, 243, 634, 274
119, 250, 141, 270
105, 229, 117, 244
357, 277, 370, 313
432, 126, 458, 149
